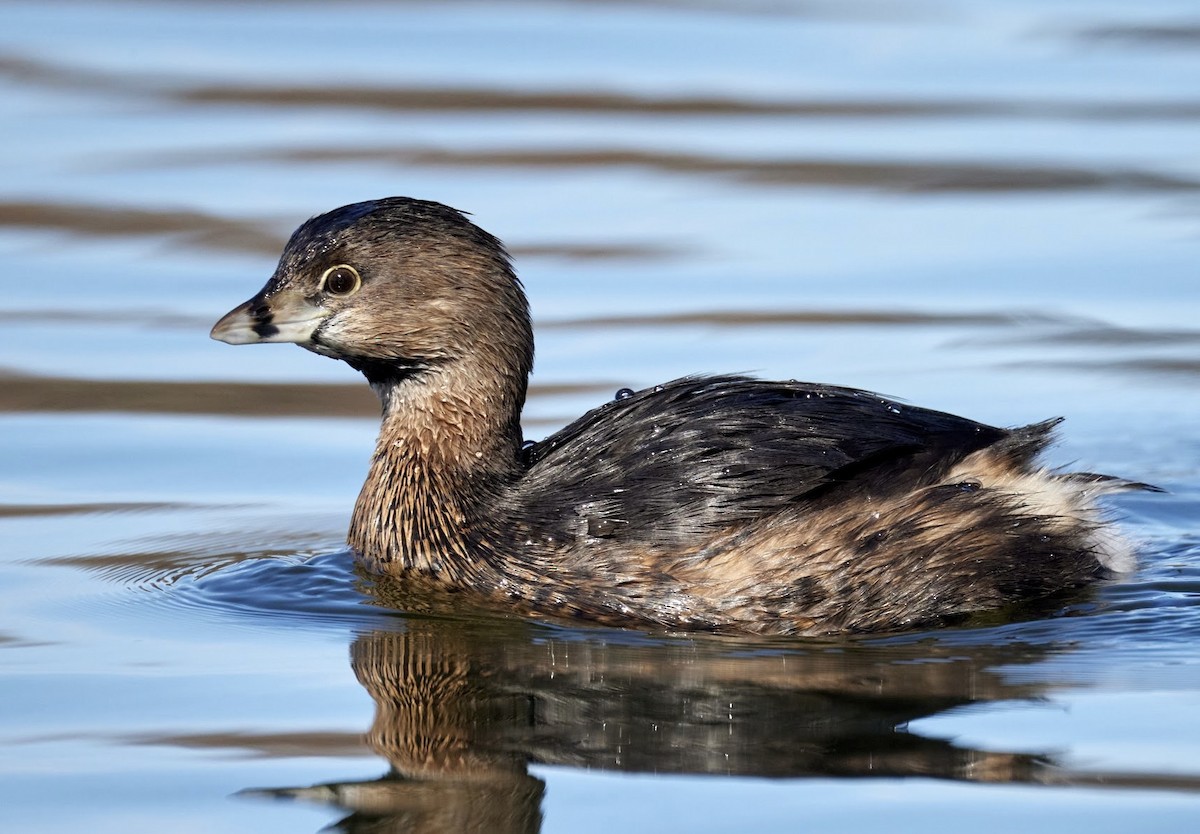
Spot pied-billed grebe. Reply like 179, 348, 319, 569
212, 197, 1148, 635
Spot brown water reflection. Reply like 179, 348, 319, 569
1080, 22, 1200, 47
0, 372, 617, 418
1021, 358, 1200, 380
0, 199, 283, 256
0, 198, 679, 261
230, 619, 1200, 833
6, 53, 1200, 121
135, 146, 1200, 195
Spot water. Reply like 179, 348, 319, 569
2, 1, 1199, 831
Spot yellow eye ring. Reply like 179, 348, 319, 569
320, 264, 361, 296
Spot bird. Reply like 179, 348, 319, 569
211, 196, 1149, 635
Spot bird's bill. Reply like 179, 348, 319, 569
210, 292, 325, 346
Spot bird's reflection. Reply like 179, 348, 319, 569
244, 609, 1102, 833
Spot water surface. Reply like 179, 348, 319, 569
2, 1, 1199, 832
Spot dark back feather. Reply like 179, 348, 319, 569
503, 375, 1008, 549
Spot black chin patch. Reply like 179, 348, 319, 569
345, 356, 426, 387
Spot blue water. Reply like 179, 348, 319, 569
2, 1, 1199, 831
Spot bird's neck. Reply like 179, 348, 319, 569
347, 358, 526, 580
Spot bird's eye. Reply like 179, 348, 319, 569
320, 264, 361, 296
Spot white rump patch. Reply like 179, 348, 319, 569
947, 455, 1138, 574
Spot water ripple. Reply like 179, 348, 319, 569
0, 198, 681, 261
62, 522, 1200, 653
0, 371, 616, 418
131, 145, 1200, 195
164, 548, 394, 629
7, 53, 1200, 121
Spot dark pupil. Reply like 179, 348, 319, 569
327, 268, 355, 294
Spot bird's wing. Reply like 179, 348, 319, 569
504, 375, 1008, 547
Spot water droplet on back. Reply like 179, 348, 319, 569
615, 387, 635, 400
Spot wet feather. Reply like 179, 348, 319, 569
211, 196, 1153, 635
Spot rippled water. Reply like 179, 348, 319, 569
2, 1, 1199, 832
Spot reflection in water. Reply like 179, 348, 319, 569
122, 145, 1200, 195
0, 199, 284, 255
242, 617, 1200, 833
0, 372, 616, 419
0, 198, 681, 262
6, 52, 1200, 121
1079, 22, 1200, 47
